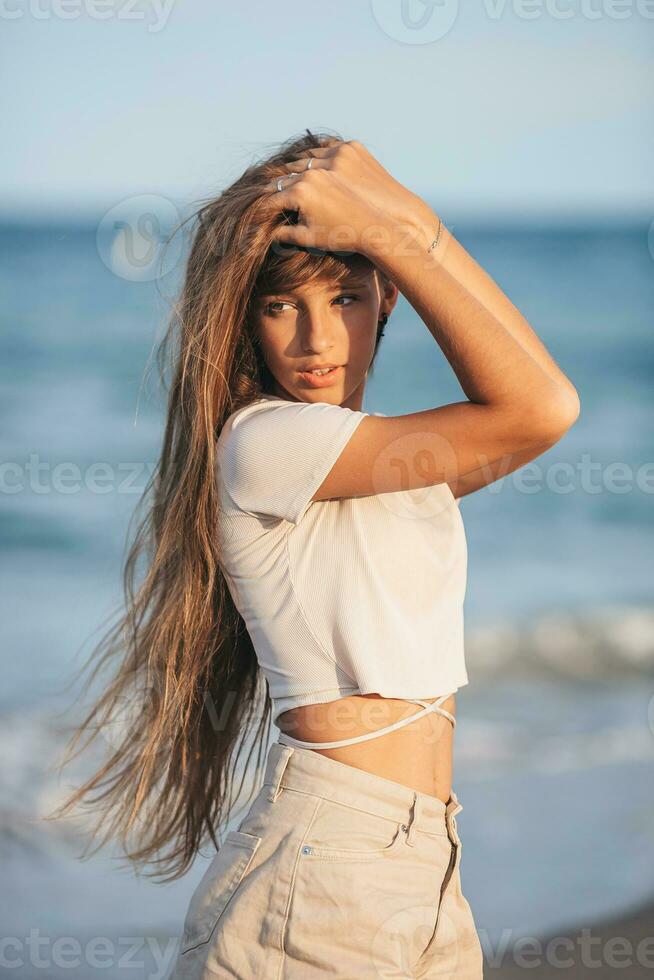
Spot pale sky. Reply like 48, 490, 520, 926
1, 0, 651, 220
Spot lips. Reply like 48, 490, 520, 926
301, 364, 340, 374
298, 364, 343, 387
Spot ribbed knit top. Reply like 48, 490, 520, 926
215, 393, 469, 727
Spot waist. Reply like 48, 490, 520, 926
277, 693, 456, 804
263, 738, 458, 835
278, 692, 456, 735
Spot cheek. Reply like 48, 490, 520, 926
257, 327, 287, 365
347, 312, 378, 357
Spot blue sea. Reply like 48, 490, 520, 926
1, 216, 652, 978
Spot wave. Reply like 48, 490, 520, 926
465, 603, 654, 679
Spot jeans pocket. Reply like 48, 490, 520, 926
180, 830, 261, 954
300, 797, 407, 861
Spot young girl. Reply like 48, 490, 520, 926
51, 129, 579, 978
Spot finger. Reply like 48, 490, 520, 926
282, 141, 342, 167
281, 138, 353, 173
281, 157, 329, 172
257, 177, 302, 218
263, 172, 304, 196
271, 223, 312, 248
299, 142, 342, 159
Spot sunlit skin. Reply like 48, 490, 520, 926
254, 268, 397, 412
253, 270, 457, 805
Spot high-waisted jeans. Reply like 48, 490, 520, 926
170, 739, 485, 978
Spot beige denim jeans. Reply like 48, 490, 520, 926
170, 740, 484, 979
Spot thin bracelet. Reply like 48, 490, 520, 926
426, 216, 443, 253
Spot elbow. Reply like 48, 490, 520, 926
551, 384, 581, 432
529, 385, 581, 442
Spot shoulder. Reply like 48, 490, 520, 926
216, 395, 369, 524
219, 395, 367, 454
217, 397, 274, 476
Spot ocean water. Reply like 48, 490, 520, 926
1, 217, 652, 977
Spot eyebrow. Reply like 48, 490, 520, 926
258, 278, 371, 299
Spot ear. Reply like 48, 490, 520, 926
380, 274, 399, 318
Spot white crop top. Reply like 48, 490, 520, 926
215, 393, 470, 739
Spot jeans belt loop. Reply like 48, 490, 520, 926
446, 793, 463, 845
267, 744, 294, 804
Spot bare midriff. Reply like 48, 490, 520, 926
277, 692, 456, 805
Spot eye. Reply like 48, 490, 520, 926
263, 294, 359, 316
264, 301, 293, 316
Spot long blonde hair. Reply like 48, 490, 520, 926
46, 128, 388, 881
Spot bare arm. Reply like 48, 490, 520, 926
314, 211, 579, 502
402, 219, 579, 499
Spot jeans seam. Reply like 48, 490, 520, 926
301, 796, 407, 859
268, 784, 441, 833
277, 795, 322, 980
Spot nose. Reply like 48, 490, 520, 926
298, 303, 337, 353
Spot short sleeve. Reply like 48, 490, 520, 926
219, 398, 369, 525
